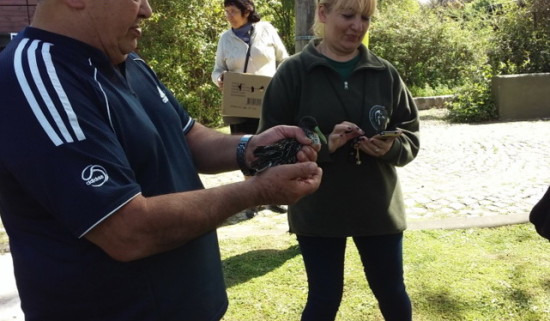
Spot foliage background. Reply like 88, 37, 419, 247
139, 0, 294, 127
139, 0, 549, 126
139, 0, 226, 127
370, 0, 489, 97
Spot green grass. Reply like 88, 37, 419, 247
219, 224, 550, 321
1, 218, 548, 320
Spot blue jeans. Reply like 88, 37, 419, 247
297, 233, 412, 321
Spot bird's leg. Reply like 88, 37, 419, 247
354, 146, 362, 165
349, 137, 362, 165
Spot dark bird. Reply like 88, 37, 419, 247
251, 116, 327, 174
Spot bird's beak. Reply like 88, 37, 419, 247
314, 126, 327, 145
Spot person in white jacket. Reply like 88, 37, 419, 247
212, 0, 289, 217
212, 0, 288, 93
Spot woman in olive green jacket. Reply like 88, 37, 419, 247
257, 0, 419, 319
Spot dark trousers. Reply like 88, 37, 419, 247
297, 233, 412, 321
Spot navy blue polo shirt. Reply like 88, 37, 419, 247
0, 27, 228, 320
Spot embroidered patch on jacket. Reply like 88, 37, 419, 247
369, 105, 389, 132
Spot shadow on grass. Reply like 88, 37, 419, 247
219, 212, 250, 227
508, 266, 535, 309
505, 265, 550, 320
412, 264, 550, 320
414, 287, 468, 319
541, 278, 550, 291
220, 206, 278, 228
223, 244, 300, 289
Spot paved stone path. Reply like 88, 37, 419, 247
400, 111, 549, 222
203, 109, 550, 228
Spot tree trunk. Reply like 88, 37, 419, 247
294, 0, 316, 52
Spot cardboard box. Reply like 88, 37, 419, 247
222, 72, 272, 118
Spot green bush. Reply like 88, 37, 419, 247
448, 0, 548, 123
139, 0, 293, 127
258, 0, 295, 55
139, 0, 227, 127
488, 0, 550, 74
370, 1, 490, 97
137, 0, 547, 125
408, 84, 454, 98
448, 64, 497, 122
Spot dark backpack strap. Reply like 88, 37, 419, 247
243, 25, 255, 73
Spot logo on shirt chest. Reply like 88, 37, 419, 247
81, 165, 109, 187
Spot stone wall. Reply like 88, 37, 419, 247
492, 73, 550, 120
413, 95, 454, 110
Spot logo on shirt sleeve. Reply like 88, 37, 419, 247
157, 86, 169, 103
81, 165, 109, 187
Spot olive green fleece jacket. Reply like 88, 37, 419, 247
258, 39, 420, 237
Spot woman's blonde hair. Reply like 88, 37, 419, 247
312, 0, 377, 37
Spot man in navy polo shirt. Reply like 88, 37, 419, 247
0, 0, 323, 320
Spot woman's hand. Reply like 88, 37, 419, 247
327, 121, 364, 153
355, 134, 399, 158
217, 71, 226, 89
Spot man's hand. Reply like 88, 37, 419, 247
246, 125, 320, 166
247, 161, 323, 205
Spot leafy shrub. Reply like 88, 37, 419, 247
409, 84, 454, 98
448, 64, 497, 122
258, 0, 295, 55
137, 0, 547, 125
139, 0, 227, 127
448, 0, 548, 123
488, 0, 550, 74
139, 0, 293, 127
370, 1, 489, 96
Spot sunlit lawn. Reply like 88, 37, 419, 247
219, 223, 550, 321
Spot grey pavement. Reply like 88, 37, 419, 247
205, 109, 550, 230
0, 254, 22, 321
1, 109, 549, 320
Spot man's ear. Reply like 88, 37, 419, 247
63, 0, 85, 9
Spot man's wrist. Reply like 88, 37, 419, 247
236, 134, 255, 176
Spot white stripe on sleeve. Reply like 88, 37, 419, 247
42, 43, 86, 142
28, 40, 75, 143
14, 38, 63, 146
14, 39, 86, 146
